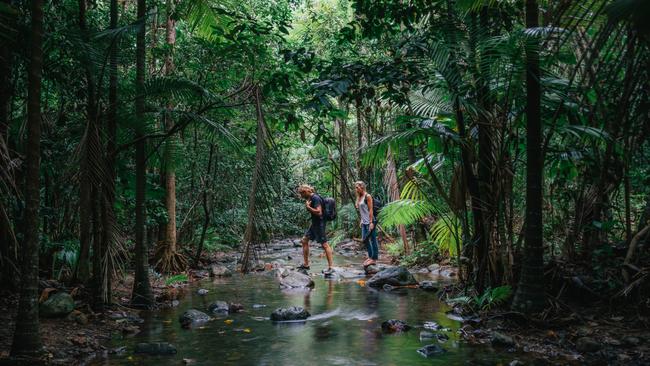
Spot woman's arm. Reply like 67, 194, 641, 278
367, 194, 374, 225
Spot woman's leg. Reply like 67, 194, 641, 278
362, 224, 372, 265
369, 226, 379, 261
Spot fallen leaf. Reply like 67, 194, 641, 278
224, 319, 234, 325
243, 328, 251, 333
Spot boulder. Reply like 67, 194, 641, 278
134, 342, 177, 355
229, 303, 244, 313
179, 309, 210, 327
270, 306, 310, 321
40, 292, 75, 317
66, 310, 88, 325
576, 337, 601, 353
278, 270, 314, 289
210, 265, 232, 277
491, 332, 516, 348
381, 319, 411, 333
197, 289, 209, 296
419, 281, 439, 292
420, 331, 449, 342
417, 344, 446, 358
364, 263, 391, 275
367, 266, 417, 288
423, 321, 442, 330
208, 301, 230, 314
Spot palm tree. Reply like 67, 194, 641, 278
131, 0, 153, 308
11, 0, 44, 356
512, 0, 545, 314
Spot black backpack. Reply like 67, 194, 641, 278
320, 195, 337, 221
366, 194, 383, 221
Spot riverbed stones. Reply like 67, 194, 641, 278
270, 306, 310, 321
277, 270, 314, 289
208, 301, 230, 313
40, 292, 75, 317
367, 266, 417, 288
491, 332, 516, 347
229, 303, 244, 313
417, 344, 446, 358
423, 321, 441, 330
197, 288, 209, 296
179, 309, 210, 327
134, 342, 177, 355
576, 337, 601, 353
419, 331, 448, 342
419, 281, 439, 292
210, 265, 232, 277
381, 319, 411, 333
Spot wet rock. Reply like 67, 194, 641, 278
208, 301, 230, 314
419, 331, 448, 342
66, 310, 88, 325
417, 268, 430, 274
427, 263, 440, 272
197, 288, 209, 296
179, 309, 210, 327
491, 332, 516, 347
40, 292, 75, 317
110, 346, 127, 355
211, 265, 233, 277
134, 342, 177, 355
383, 284, 395, 292
419, 281, 439, 292
252, 304, 267, 309
367, 266, 417, 288
423, 321, 441, 330
192, 270, 210, 279
270, 306, 310, 321
278, 270, 315, 289
364, 263, 391, 275
622, 336, 641, 347
417, 344, 446, 358
576, 337, 600, 353
509, 361, 525, 366
381, 319, 411, 333
229, 303, 244, 313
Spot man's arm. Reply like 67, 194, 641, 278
306, 198, 323, 216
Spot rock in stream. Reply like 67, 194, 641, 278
270, 306, 311, 321
367, 266, 417, 288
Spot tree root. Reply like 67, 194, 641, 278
154, 242, 188, 274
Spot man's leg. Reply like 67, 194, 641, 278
301, 236, 310, 267
322, 242, 334, 269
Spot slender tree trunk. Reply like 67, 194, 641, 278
99, 0, 120, 307
355, 95, 366, 182
513, 0, 545, 313
385, 150, 409, 253
195, 143, 215, 267
131, 0, 153, 308
11, 0, 44, 356
0, 0, 14, 140
240, 86, 267, 273
155, 0, 186, 273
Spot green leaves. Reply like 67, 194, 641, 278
378, 199, 438, 229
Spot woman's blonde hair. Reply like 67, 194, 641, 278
354, 181, 366, 190
297, 184, 314, 194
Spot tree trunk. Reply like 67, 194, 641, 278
240, 86, 267, 273
11, 0, 44, 356
195, 143, 215, 267
131, 0, 153, 308
98, 0, 120, 307
154, 0, 186, 274
355, 95, 366, 182
512, 0, 545, 314
385, 150, 409, 253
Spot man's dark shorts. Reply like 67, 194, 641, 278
304, 221, 327, 244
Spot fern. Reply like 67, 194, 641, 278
430, 215, 462, 257
379, 199, 438, 229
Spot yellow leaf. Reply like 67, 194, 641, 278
224, 319, 233, 325
357, 280, 366, 287
243, 328, 251, 333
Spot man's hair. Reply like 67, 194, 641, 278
297, 184, 314, 194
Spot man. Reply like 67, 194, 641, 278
297, 184, 334, 275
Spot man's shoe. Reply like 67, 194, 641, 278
297, 264, 310, 270
322, 268, 334, 275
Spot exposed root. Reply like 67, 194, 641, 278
154, 241, 188, 274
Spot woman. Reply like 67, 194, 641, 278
355, 181, 379, 267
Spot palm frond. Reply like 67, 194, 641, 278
379, 199, 438, 229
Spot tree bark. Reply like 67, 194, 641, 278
513, 0, 545, 314
240, 86, 267, 273
385, 150, 409, 254
11, 0, 44, 356
131, 0, 153, 308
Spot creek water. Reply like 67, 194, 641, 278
93, 243, 519, 366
